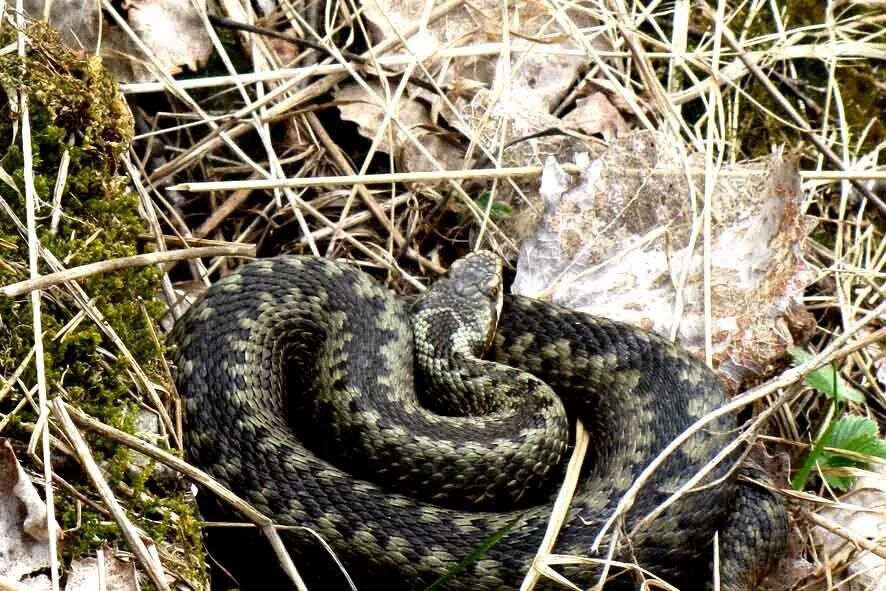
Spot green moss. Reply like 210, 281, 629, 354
679, 3, 883, 159
0, 24, 206, 588
60, 510, 123, 558
729, 3, 884, 158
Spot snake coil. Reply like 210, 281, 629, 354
170, 252, 787, 590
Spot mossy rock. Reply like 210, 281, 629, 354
0, 23, 206, 588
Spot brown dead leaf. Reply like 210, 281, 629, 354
513, 131, 816, 389
359, 0, 603, 111
64, 547, 138, 591
562, 93, 629, 141
812, 464, 886, 590
0, 440, 61, 585
123, 0, 212, 74
335, 81, 464, 173
23, 0, 212, 82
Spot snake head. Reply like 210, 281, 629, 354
448, 251, 503, 302
412, 251, 504, 357
447, 251, 504, 347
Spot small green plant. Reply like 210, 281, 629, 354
787, 347, 864, 404
814, 415, 886, 491
474, 191, 513, 222
789, 347, 884, 491
454, 191, 513, 226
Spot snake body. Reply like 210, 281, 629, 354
170, 253, 787, 590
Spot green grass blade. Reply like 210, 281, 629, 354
423, 514, 524, 591
792, 408, 838, 490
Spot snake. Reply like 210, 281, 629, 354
169, 252, 788, 591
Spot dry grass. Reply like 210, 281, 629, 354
1, 0, 883, 590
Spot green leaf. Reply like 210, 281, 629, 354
824, 415, 886, 458
816, 415, 886, 491
452, 192, 513, 226
787, 347, 865, 403
819, 472, 855, 492
474, 192, 512, 221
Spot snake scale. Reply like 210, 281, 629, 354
169, 252, 788, 590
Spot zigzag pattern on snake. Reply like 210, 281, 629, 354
169, 252, 787, 590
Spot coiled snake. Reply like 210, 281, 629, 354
170, 252, 787, 590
